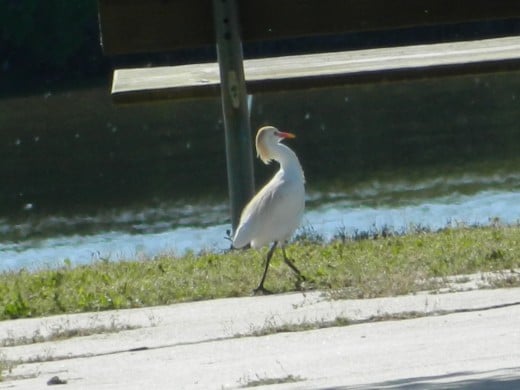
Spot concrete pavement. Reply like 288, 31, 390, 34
1, 284, 519, 389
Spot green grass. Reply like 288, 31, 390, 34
1, 225, 519, 321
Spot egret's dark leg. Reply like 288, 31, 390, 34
282, 247, 306, 285
254, 241, 277, 295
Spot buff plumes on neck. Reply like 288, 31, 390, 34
255, 126, 296, 164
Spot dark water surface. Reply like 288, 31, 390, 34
1, 71, 519, 270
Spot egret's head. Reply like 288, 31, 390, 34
255, 126, 296, 164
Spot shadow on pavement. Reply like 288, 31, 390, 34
322, 368, 520, 389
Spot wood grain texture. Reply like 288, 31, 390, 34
111, 36, 520, 103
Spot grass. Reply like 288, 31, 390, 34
0, 224, 519, 321
240, 374, 304, 388
239, 315, 353, 338
0, 354, 15, 381
1, 322, 140, 348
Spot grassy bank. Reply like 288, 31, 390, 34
1, 225, 519, 321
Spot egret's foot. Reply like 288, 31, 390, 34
294, 274, 307, 290
296, 272, 320, 291
253, 285, 273, 296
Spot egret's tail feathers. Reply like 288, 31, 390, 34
231, 230, 249, 249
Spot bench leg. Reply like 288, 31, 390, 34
213, 0, 255, 231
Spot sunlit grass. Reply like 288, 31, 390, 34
1, 224, 519, 321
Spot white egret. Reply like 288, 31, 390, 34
232, 126, 305, 294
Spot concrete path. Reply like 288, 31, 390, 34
1, 286, 519, 389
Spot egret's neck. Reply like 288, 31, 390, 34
272, 143, 305, 182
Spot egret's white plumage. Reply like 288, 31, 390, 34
232, 126, 305, 293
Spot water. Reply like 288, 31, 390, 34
1, 172, 519, 272
1, 72, 520, 271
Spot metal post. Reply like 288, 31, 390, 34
212, 0, 255, 232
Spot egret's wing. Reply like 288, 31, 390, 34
233, 175, 303, 248
233, 178, 282, 248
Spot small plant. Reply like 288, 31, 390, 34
293, 224, 324, 244
237, 316, 352, 338
0, 353, 16, 382
3, 290, 31, 319
1, 317, 140, 348
239, 360, 304, 388
240, 374, 303, 388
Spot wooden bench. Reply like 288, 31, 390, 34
98, 0, 520, 229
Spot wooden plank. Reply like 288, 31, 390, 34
111, 36, 520, 103
99, 0, 213, 55
99, 0, 520, 55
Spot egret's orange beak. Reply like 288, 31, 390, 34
278, 131, 296, 139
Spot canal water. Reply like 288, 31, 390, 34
1, 71, 519, 271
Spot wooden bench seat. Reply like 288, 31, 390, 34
112, 36, 520, 103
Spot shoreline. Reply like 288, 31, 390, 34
1, 224, 519, 321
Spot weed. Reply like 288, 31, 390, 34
237, 316, 352, 339
240, 374, 303, 388
1, 321, 140, 348
0, 353, 16, 381
293, 224, 324, 244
